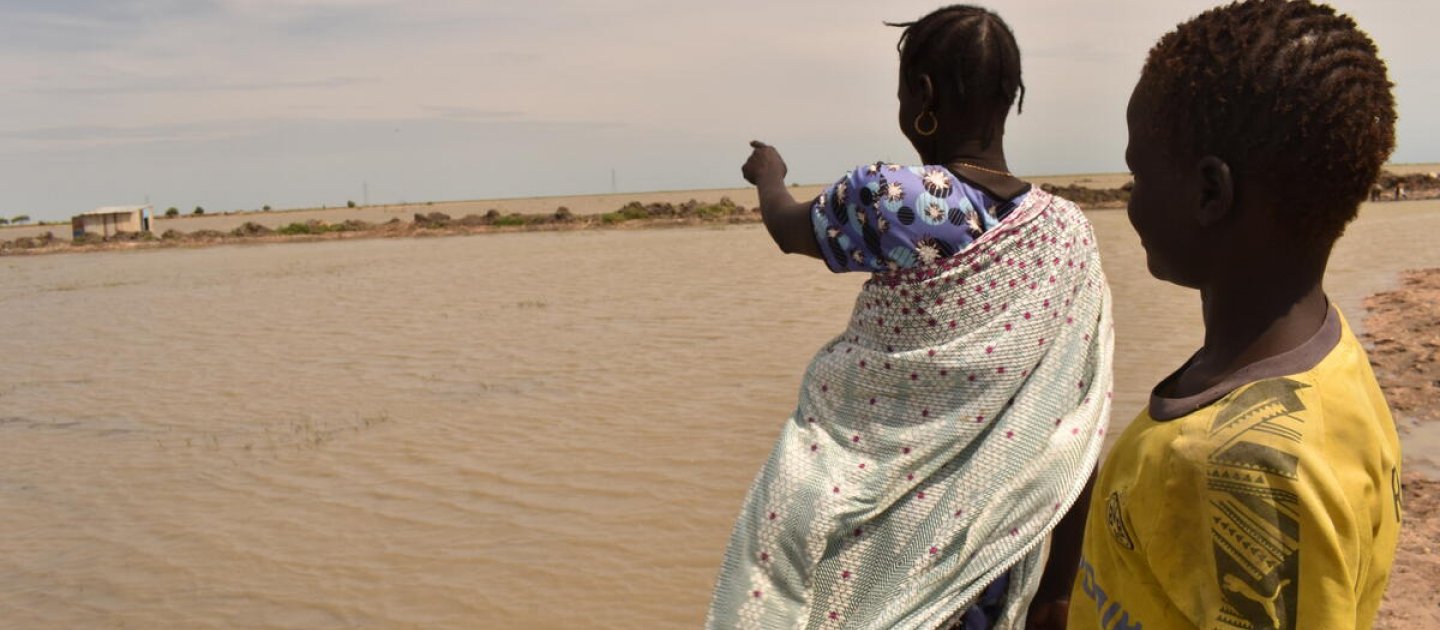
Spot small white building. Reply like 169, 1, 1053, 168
71, 205, 154, 238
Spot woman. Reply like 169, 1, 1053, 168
708, 6, 1113, 629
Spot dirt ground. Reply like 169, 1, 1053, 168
1363, 268, 1440, 629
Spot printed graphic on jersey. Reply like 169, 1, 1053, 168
1207, 379, 1307, 630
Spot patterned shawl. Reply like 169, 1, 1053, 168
708, 189, 1114, 629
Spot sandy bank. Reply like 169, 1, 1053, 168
1364, 268, 1440, 629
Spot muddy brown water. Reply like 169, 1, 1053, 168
2, 201, 1437, 628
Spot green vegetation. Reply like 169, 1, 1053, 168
277, 222, 322, 235
0, 232, 57, 251
230, 222, 272, 237
347, 200, 357, 208
599, 198, 746, 224
11, 214, 29, 225
600, 202, 651, 224
412, 212, 453, 228
276, 219, 374, 235
193, 206, 205, 215
165, 207, 180, 217
1037, 183, 1131, 207
0, 218, 8, 226
262, 205, 272, 211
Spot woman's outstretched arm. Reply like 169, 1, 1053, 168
742, 141, 822, 259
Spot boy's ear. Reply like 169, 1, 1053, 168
1195, 155, 1233, 227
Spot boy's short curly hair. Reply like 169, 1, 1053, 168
1140, 0, 1395, 243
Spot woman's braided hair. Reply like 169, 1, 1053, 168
888, 5, 1024, 145
1141, 0, 1395, 242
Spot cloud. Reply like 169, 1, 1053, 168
32, 75, 375, 96
0, 120, 247, 145
0, 113, 610, 152
0, 0, 223, 52
421, 106, 524, 122
0, 0, 221, 23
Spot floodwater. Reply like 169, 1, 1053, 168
2, 200, 1437, 628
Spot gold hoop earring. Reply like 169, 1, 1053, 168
914, 110, 938, 137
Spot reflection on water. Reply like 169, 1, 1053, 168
1, 201, 1436, 628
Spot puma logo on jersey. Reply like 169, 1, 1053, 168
1223, 574, 1291, 629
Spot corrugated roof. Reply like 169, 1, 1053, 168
79, 205, 150, 216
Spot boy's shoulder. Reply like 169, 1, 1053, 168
1151, 312, 1396, 481
1163, 376, 1321, 474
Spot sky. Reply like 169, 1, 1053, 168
1, 0, 1436, 221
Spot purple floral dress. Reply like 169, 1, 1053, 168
811, 162, 1029, 273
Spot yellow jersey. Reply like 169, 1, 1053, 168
1069, 308, 1401, 630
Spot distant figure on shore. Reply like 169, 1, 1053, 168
709, 6, 1113, 629
1069, 2, 1401, 629
1396, 182, 1407, 200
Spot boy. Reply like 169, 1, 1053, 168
1068, 2, 1401, 629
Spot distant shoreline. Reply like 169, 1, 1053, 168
3, 166, 1435, 257
0, 197, 774, 257
0, 185, 1128, 257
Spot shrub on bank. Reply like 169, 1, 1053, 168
598, 198, 749, 224
105, 231, 148, 243
602, 202, 652, 224
1039, 183, 1131, 206
333, 219, 373, 232
278, 221, 335, 235
276, 219, 374, 235
413, 212, 452, 228
231, 222, 273, 237
277, 222, 316, 235
2, 232, 56, 250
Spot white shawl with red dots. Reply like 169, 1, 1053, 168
708, 189, 1114, 629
